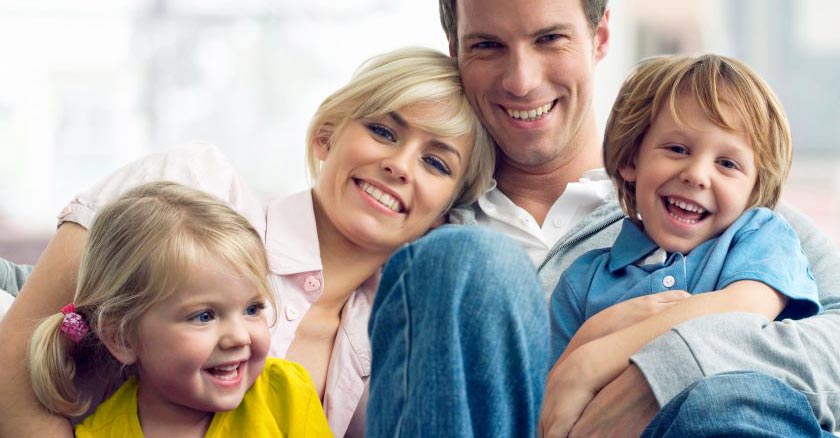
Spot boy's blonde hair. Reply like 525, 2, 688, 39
28, 181, 273, 416
306, 47, 495, 208
604, 54, 792, 223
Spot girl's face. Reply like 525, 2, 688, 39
619, 94, 758, 254
312, 100, 475, 252
126, 254, 270, 423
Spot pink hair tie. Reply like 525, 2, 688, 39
60, 303, 89, 344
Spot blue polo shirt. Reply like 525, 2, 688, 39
550, 207, 821, 360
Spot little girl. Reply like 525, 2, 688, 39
4, 47, 495, 437
29, 181, 331, 437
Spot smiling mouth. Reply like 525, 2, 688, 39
205, 362, 242, 382
663, 196, 709, 225
504, 100, 557, 122
355, 179, 405, 213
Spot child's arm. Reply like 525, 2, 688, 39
559, 289, 691, 362
540, 280, 786, 437
569, 280, 785, 385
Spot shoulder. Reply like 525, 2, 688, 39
558, 247, 612, 292
259, 357, 319, 397
727, 207, 794, 241
74, 378, 142, 437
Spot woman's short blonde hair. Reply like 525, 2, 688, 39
603, 54, 792, 223
306, 47, 495, 208
29, 181, 273, 416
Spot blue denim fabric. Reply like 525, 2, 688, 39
366, 226, 549, 437
643, 371, 834, 437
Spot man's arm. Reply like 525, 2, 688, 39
0, 224, 86, 437
632, 202, 840, 431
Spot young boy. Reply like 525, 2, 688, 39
542, 54, 821, 436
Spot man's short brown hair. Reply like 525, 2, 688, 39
439, 0, 608, 54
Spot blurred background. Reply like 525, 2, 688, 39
1, 0, 838, 265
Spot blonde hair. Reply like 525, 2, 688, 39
28, 181, 273, 416
306, 46, 495, 208
604, 54, 792, 223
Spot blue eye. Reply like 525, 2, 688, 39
718, 159, 739, 170
245, 302, 266, 316
368, 124, 396, 142
665, 144, 689, 155
537, 33, 566, 44
192, 310, 214, 324
423, 156, 451, 176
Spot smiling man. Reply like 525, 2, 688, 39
426, 0, 840, 436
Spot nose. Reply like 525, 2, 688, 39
501, 47, 542, 98
680, 159, 711, 189
381, 145, 415, 183
219, 317, 251, 350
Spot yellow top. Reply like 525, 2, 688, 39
74, 358, 332, 437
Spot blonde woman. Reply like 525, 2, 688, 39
1, 47, 498, 437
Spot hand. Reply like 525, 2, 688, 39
569, 365, 658, 438
584, 290, 691, 339
539, 353, 597, 437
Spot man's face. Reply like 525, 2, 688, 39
454, 0, 608, 170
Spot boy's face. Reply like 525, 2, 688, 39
619, 95, 758, 254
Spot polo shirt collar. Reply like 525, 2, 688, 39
608, 218, 659, 273
264, 190, 324, 275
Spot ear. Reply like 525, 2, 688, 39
313, 123, 333, 162
618, 162, 638, 183
593, 8, 610, 62
99, 320, 138, 366
448, 38, 458, 58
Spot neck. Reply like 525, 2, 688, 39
495, 115, 602, 226
137, 382, 212, 438
311, 192, 392, 313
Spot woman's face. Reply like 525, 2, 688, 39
312, 100, 474, 253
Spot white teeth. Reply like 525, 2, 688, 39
669, 213, 698, 225
357, 180, 404, 213
208, 363, 240, 381
667, 197, 706, 214
506, 101, 554, 121
216, 364, 238, 371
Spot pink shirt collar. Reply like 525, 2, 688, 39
264, 190, 377, 437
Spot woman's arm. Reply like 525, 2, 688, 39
0, 223, 87, 437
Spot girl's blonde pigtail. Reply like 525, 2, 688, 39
29, 312, 90, 416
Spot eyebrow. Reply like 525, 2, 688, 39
388, 111, 463, 162
461, 23, 575, 42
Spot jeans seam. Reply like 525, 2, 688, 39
394, 244, 416, 437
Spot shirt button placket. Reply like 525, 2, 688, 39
663, 275, 676, 288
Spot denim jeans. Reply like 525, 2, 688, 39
366, 226, 549, 437
643, 371, 835, 437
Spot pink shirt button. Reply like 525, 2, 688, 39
304, 275, 322, 292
